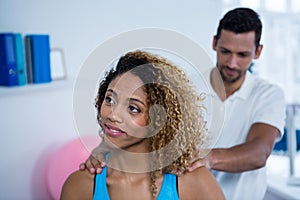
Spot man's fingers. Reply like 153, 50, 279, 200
79, 163, 86, 171
85, 154, 107, 174
95, 166, 103, 174
92, 153, 106, 167
90, 156, 101, 167
93, 158, 106, 174
84, 157, 96, 174
188, 149, 201, 164
189, 160, 206, 172
188, 149, 211, 168
79, 142, 109, 174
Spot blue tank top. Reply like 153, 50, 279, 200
93, 166, 179, 200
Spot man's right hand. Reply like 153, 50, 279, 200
79, 142, 108, 174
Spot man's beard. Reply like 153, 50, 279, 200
218, 65, 245, 83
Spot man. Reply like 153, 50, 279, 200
81, 8, 286, 200
187, 7, 286, 199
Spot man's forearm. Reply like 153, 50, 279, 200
209, 142, 269, 173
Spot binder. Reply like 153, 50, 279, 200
25, 36, 33, 83
0, 33, 18, 86
14, 33, 27, 85
26, 34, 52, 84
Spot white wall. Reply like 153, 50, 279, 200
0, 0, 223, 199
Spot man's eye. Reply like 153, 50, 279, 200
238, 53, 248, 57
221, 50, 230, 54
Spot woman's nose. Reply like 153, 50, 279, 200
107, 106, 123, 123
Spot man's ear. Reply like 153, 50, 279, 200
254, 44, 263, 59
212, 36, 217, 51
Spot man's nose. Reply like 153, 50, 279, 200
227, 54, 239, 69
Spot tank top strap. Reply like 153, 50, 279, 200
157, 173, 179, 200
93, 165, 110, 200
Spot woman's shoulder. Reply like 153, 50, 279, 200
178, 167, 225, 200
60, 169, 95, 200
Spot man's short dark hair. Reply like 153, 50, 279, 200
215, 7, 262, 49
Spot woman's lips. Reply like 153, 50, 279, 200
105, 124, 126, 137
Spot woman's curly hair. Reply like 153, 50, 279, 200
95, 50, 207, 197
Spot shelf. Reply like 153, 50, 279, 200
0, 79, 74, 97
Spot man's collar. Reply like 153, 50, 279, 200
229, 71, 253, 100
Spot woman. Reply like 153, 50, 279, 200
61, 50, 224, 199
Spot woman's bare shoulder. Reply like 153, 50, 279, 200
60, 169, 95, 200
178, 167, 225, 200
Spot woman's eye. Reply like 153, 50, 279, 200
129, 105, 141, 113
105, 96, 115, 104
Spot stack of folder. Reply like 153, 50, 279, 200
0, 33, 52, 87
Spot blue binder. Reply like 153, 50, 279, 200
26, 34, 52, 84
0, 33, 18, 86
14, 33, 27, 86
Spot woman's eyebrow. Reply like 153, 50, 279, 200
107, 88, 116, 95
107, 88, 146, 106
129, 98, 146, 106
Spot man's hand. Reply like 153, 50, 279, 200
188, 149, 212, 172
79, 142, 109, 174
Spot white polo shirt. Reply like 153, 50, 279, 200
206, 69, 286, 200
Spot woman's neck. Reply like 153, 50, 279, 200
108, 149, 151, 173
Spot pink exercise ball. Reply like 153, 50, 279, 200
45, 136, 100, 200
